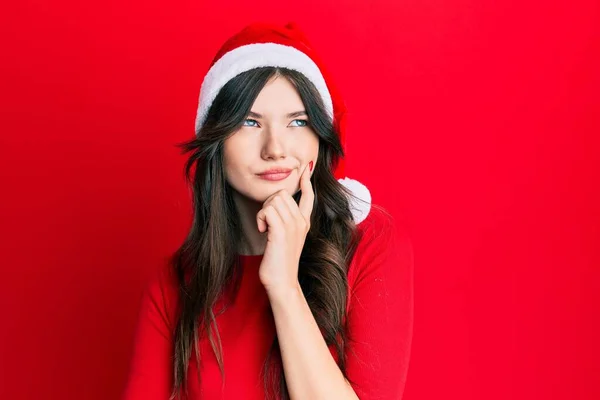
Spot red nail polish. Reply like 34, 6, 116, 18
309, 161, 314, 172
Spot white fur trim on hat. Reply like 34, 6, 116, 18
195, 42, 334, 134
338, 177, 371, 224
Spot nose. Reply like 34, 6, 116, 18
261, 125, 287, 161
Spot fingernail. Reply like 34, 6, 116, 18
309, 161, 314, 172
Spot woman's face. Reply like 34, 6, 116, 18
224, 75, 319, 203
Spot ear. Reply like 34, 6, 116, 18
338, 177, 372, 225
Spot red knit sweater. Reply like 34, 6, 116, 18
122, 206, 414, 399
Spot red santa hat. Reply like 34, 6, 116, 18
194, 21, 371, 224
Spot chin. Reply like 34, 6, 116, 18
240, 183, 299, 204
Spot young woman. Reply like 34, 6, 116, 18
122, 22, 413, 400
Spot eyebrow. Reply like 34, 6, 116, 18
248, 110, 308, 119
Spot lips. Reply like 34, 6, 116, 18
257, 168, 293, 181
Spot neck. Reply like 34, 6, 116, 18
232, 191, 267, 255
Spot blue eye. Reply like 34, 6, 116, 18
290, 119, 308, 127
243, 119, 259, 127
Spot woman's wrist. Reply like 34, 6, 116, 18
264, 280, 303, 304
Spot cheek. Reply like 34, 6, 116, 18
223, 135, 251, 179
303, 132, 320, 160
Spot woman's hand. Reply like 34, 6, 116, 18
257, 162, 314, 295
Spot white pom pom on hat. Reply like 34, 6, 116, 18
195, 21, 371, 224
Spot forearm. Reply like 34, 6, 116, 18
266, 283, 359, 400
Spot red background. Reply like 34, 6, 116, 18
1, 1, 599, 399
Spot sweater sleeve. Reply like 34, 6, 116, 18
121, 264, 178, 400
345, 207, 415, 400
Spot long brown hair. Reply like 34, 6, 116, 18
169, 67, 361, 399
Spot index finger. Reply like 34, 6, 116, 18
298, 162, 315, 221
